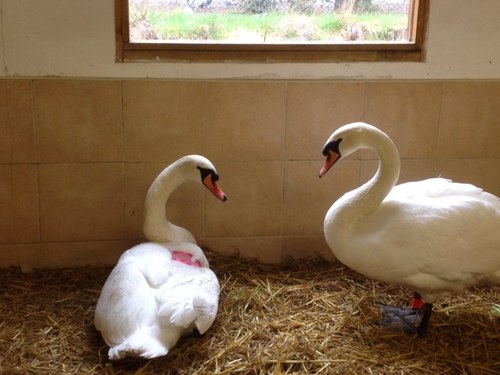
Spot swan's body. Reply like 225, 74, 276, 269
320, 122, 500, 334
95, 155, 227, 360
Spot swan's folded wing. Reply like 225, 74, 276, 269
193, 294, 219, 334
156, 269, 219, 334
162, 291, 218, 334
355, 187, 500, 290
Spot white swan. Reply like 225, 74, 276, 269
95, 155, 227, 360
319, 122, 500, 336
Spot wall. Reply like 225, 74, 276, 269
0, 1, 499, 268
0, 0, 500, 79
1, 79, 499, 267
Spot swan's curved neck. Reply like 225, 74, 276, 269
330, 129, 400, 229
143, 163, 196, 244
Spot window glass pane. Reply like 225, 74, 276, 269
129, 0, 413, 44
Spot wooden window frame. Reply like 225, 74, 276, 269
115, 0, 429, 63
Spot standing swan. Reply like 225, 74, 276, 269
319, 122, 500, 336
95, 155, 227, 360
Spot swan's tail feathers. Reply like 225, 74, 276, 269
193, 296, 217, 335
107, 334, 169, 360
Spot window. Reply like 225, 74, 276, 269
115, 0, 428, 62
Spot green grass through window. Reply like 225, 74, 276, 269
131, 5, 408, 43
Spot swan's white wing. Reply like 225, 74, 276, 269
156, 265, 220, 334
193, 292, 219, 334
348, 180, 500, 299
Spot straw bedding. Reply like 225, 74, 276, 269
1, 252, 499, 375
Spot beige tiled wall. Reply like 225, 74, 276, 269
1, 79, 499, 267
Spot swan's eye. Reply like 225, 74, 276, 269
322, 138, 342, 157
197, 166, 218, 183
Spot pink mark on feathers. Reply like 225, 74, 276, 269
171, 250, 202, 267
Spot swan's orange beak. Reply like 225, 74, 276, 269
319, 151, 340, 178
203, 175, 227, 201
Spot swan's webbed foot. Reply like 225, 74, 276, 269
376, 292, 433, 337
377, 303, 422, 334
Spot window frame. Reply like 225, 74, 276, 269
115, 0, 429, 63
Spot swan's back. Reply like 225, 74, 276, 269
389, 177, 499, 203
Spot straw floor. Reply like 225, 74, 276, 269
1, 252, 499, 375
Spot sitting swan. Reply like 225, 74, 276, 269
95, 155, 227, 360
319, 122, 500, 336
